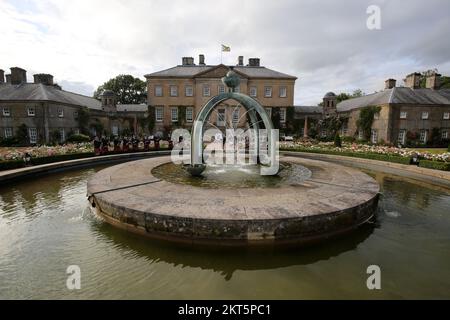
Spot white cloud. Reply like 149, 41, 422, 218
1, 0, 450, 105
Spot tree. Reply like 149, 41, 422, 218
318, 89, 364, 106
418, 69, 450, 89
94, 75, 147, 104
356, 105, 381, 141
76, 107, 90, 135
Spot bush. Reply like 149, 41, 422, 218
334, 134, 342, 147
281, 147, 411, 165
30, 152, 95, 165
0, 137, 20, 147
67, 134, 91, 143
419, 160, 450, 171
0, 159, 25, 171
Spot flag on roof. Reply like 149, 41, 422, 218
221, 44, 231, 52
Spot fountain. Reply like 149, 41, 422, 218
87, 70, 380, 247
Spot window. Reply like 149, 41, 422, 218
419, 129, 427, 144
218, 85, 226, 94
249, 86, 257, 97
217, 109, 225, 126
400, 111, 407, 119
264, 86, 272, 98
154, 85, 163, 97
57, 108, 64, 118
28, 128, 37, 144
358, 130, 364, 140
3, 107, 10, 117
186, 107, 193, 122
279, 86, 287, 98
203, 85, 210, 97
233, 85, 240, 93
398, 129, 406, 145
279, 108, 286, 123
232, 108, 240, 123
73, 111, 78, 119
341, 122, 348, 136
74, 129, 80, 135
371, 129, 378, 144
4, 128, 13, 138
185, 86, 193, 97
421, 112, 429, 120
441, 129, 448, 140
170, 86, 178, 97
443, 112, 449, 120
171, 107, 178, 122
112, 126, 118, 136
59, 128, 65, 143
265, 107, 272, 118
27, 107, 35, 117
155, 107, 163, 122
374, 112, 380, 120
320, 128, 327, 138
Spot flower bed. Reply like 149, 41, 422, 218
280, 140, 450, 171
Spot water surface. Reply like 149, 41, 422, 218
0, 165, 450, 299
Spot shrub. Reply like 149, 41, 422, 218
67, 134, 91, 143
30, 152, 95, 166
419, 160, 450, 171
334, 134, 342, 147
0, 159, 25, 171
0, 137, 20, 147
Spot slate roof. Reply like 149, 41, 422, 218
145, 65, 297, 80
294, 105, 323, 114
0, 83, 102, 110
337, 87, 450, 112
116, 104, 148, 112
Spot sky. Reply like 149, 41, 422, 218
1, 0, 450, 105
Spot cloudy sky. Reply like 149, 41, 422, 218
1, 0, 450, 105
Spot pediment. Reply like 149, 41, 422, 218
194, 64, 248, 79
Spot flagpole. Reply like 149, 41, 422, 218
221, 45, 223, 64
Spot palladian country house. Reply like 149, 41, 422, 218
1, 55, 449, 146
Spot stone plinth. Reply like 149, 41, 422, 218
87, 156, 379, 247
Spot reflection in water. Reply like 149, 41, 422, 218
90, 218, 375, 281
0, 164, 450, 299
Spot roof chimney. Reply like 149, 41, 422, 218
385, 78, 396, 90
34, 73, 54, 85
5, 74, 11, 84
182, 57, 195, 66
199, 54, 205, 65
425, 73, 441, 90
248, 58, 260, 67
404, 72, 421, 89
0, 69, 4, 84
10, 67, 27, 85
238, 56, 244, 66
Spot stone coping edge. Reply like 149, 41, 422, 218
282, 151, 450, 188
0, 151, 171, 185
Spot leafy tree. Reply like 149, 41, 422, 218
418, 69, 450, 89
76, 107, 90, 135
318, 89, 364, 106
94, 75, 147, 104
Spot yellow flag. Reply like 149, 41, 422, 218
221, 44, 231, 52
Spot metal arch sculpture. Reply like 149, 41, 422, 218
189, 70, 276, 175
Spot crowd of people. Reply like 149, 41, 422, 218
93, 135, 173, 156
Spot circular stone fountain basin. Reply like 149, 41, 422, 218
87, 156, 380, 247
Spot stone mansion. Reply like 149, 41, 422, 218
0, 56, 449, 146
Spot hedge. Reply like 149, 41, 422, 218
281, 147, 412, 165
0, 152, 95, 171
418, 160, 450, 171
